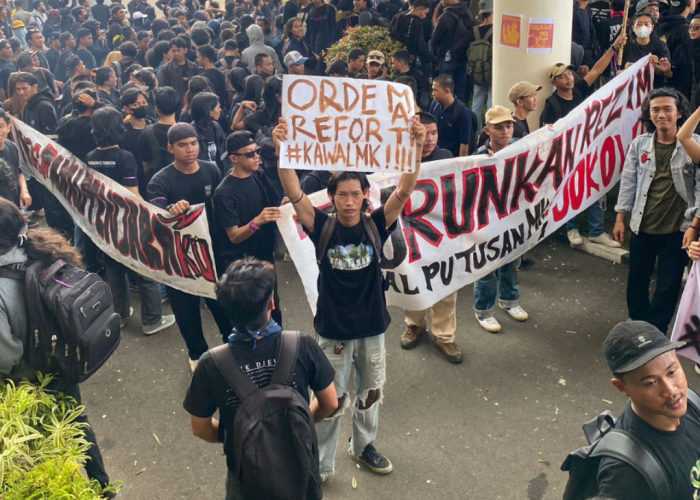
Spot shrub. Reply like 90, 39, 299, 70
324, 26, 408, 75
0, 375, 118, 499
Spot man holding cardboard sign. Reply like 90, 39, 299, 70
272, 112, 426, 480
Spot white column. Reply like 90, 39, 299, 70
492, 0, 574, 129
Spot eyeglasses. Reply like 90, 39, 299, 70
690, 25, 700, 31
233, 148, 260, 158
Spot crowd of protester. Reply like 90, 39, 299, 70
2, 0, 700, 498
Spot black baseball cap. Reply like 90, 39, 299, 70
603, 321, 685, 374
226, 130, 255, 155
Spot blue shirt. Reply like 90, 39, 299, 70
430, 98, 474, 157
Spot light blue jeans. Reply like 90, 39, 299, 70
315, 333, 386, 477
471, 84, 493, 132
566, 197, 605, 238
474, 257, 521, 317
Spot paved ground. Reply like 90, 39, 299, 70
81, 238, 700, 500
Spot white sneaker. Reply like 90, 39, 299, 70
284, 252, 292, 262
142, 314, 176, 335
695, 363, 700, 376
500, 304, 529, 322
119, 307, 134, 328
189, 357, 199, 373
589, 233, 622, 248
475, 313, 501, 333
320, 475, 329, 484
567, 229, 583, 245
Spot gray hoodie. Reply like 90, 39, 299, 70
240, 24, 284, 75
0, 245, 31, 380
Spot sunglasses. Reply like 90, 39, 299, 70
690, 25, 700, 31
233, 148, 260, 158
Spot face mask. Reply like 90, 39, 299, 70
131, 106, 148, 119
635, 26, 652, 39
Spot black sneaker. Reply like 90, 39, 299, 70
349, 443, 393, 475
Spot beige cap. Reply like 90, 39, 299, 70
549, 63, 576, 81
508, 81, 542, 103
367, 50, 385, 65
485, 105, 515, 125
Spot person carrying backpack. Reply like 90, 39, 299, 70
0, 198, 117, 499
561, 321, 700, 500
431, 0, 473, 101
465, 0, 493, 132
183, 257, 338, 500
272, 117, 427, 482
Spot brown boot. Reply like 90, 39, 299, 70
434, 340, 463, 364
400, 325, 426, 349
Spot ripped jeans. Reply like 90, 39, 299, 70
315, 333, 386, 477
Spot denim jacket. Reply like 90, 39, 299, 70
615, 132, 700, 234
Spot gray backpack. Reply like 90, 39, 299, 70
0, 259, 121, 383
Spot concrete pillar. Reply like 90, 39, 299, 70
492, 0, 574, 130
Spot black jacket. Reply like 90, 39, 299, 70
56, 115, 97, 162
22, 87, 57, 136
158, 59, 202, 98
107, 18, 125, 49
658, 14, 690, 58
391, 12, 435, 62
431, 2, 473, 60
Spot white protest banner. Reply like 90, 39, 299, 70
12, 118, 218, 299
671, 262, 700, 364
278, 56, 653, 313
280, 75, 416, 173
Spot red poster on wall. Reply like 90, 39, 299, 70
527, 18, 554, 54
500, 14, 522, 50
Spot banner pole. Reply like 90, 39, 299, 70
617, 0, 632, 66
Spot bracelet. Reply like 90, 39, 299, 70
394, 190, 406, 204
291, 193, 305, 204
691, 225, 700, 231
249, 222, 260, 234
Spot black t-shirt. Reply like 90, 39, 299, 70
305, 206, 396, 340
147, 160, 221, 230
300, 170, 332, 195
202, 67, 228, 107
120, 122, 146, 194
513, 115, 530, 139
182, 332, 335, 470
597, 400, 700, 500
623, 38, 671, 67
86, 147, 139, 188
540, 78, 590, 126
213, 171, 277, 267
139, 123, 173, 179
422, 147, 453, 162
77, 48, 97, 70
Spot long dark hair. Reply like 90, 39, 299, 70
260, 75, 282, 120
0, 198, 83, 266
190, 92, 219, 129
640, 87, 690, 133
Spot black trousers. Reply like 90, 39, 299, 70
165, 286, 232, 360
627, 231, 689, 333
47, 380, 110, 487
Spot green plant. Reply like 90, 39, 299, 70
324, 26, 408, 76
0, 374, 118, 499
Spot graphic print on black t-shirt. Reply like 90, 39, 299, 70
327, 241, 374, 271
86, 147, 139, 187
305, 206, 397, 341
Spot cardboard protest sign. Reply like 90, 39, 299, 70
280, 75, 416, 174
279, 57, 653, 313
12, 118, 218, 299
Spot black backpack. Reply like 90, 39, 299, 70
315, 212, 383, 265
0, 259, 121, 383
560, 389, 700, 500
210, 331, 322, 500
